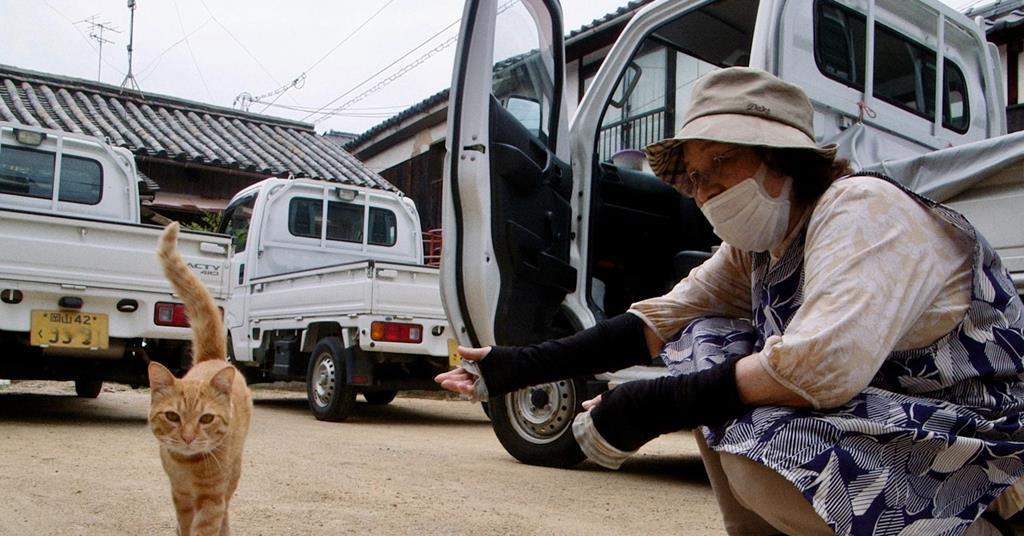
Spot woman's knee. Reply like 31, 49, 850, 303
718, 452, 835, 536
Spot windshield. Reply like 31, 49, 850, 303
219, 193, 256, 253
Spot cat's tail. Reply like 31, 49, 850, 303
158, 222, 226, 364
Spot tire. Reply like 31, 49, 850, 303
489, 377, 586, 468
75, 380, 103, 398
306, 337, 356, 422
363, 390, 397, 405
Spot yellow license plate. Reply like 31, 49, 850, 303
447, 338, 462, 368
30, 310, 109, 350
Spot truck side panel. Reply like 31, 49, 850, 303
0, 209, 231, 340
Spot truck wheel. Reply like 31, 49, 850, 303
363, 390, 397, 405
489, 378, 586, 468
306, 337, 356, 422
75, 380, 103, 398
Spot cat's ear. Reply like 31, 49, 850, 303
209, 366, 236, 396
148, 362, 176, 395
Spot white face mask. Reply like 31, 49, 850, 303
699, 164, 792, 252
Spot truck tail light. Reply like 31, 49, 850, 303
154, 302, 189, 327
370, 321, 423, 343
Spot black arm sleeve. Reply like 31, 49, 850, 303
477, 313, 652, 396
589, 356, 746, 452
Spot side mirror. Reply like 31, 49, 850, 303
609, 62, 643, 109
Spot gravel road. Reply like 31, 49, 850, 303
0, 381, 725, 535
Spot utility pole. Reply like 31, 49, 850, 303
78, 16, 121, 81
121, 0, 140, 91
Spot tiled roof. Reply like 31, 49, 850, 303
965, 0, 1024, 34
566, 0, 653, 40
346, 1, 654, 151
0, 64, 397, 192
345, 88, 449, 152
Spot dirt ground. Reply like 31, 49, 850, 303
0, 381, 725, 535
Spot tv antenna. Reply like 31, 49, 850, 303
121, 0, 140, 91
78, 16, 121, 81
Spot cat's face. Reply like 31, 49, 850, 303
148, 362, 235, 456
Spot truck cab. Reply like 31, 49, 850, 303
0, 123, 144, 222
441, 0, 1013, 466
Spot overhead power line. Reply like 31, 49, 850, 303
253, 0, 398, 114
301, 0, 517, 125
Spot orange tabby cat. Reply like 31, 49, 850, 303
149, 222, 251, 536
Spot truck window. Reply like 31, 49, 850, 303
0, 146, 55, 199
325, 201, 364, 243
596, 0, 758, 161
220, 193, 256, 253
289, 197, 322, 239
368, 207, 396, 247
0, 146, 103, 204
814, 0, 971, 133
492, 0, 558, 144
288, 197, 365, 244
58, 155, 102, 205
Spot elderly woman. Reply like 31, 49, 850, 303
436, 67, 1024, 535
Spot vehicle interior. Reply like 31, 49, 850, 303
586, 0, 757, 317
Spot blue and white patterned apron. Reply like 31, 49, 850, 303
661, 174, 1024, 535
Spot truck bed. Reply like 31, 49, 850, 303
0, 208, 231, 340
247, 260, 445, 321
244, 259, 449, 358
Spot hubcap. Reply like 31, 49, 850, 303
312, 353, 336, 408
506, 380, 576, 444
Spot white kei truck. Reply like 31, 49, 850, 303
441, 0, 1024, 467
217, 177, 452, 422
0, 122, 452, 421
0, 122, 232, 397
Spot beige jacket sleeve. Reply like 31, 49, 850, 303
628, 176, 971, 410
759, 177, 971, 408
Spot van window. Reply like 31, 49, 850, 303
288, 197, 366, 244
0, 146, 55, 199
219, 193, 256, 253
368, 207, 397, 247
0, 146, 104, 204
814, 0, 971, 133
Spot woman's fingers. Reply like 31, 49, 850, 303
581, 394, 603, 411
434, 368, 476, 394
434, 346, 492, 394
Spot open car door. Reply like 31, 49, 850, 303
441, 0, 585, 466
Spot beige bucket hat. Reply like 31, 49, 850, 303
645, 67, 837, 179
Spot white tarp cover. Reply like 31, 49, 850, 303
827, 124, 1024, 202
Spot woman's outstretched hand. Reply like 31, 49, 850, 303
434, 346, 491, 395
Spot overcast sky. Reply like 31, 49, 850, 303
1, 0, 983, 136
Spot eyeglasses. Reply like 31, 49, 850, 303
668, 146, 743, 197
